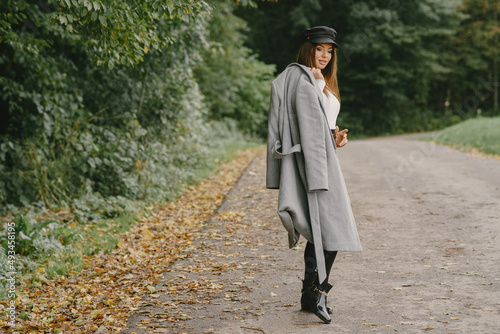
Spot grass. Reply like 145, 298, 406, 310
0, 211, 142, 300
422, 116, 500, 156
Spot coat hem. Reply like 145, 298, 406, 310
287, 233, 362, 252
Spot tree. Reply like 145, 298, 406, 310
454, 0, 499, 114
0, 0, 272, 211
237, 0, 463, 134
195, 0, 275, 137
0, 0, 213, 208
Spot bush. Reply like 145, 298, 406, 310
0, 0, 271, 213
195, 0, 275, 138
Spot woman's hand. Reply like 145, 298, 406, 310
309, 67, 324, 80
334, 126, 349, 148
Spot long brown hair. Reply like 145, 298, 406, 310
296, 41, 340, 102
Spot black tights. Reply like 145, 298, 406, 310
304, 241, 337, 285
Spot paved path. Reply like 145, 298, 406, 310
123, 134, 500, 334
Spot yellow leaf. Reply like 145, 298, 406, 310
144, 46, 148, 53
142, 228, 152, 240
90, 310, 101, 318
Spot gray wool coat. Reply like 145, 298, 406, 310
266, 63, 362, 282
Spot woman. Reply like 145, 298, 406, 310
266, 26, 362, 324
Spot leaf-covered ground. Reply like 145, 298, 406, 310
0, 148, 262, 333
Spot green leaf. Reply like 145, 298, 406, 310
99, 15, 107, 27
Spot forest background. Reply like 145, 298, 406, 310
0, 0, 498, 296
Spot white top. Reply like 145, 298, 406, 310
316, 79, 340, 130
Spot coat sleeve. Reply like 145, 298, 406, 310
266, 81, 280, 189
294, 78, 329, 192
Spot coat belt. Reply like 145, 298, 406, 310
308, 192, 327, 284
271, 140, 301, 159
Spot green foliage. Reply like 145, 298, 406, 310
338, 0, 462, 135
233, 0, 276, 9
444, 0, 499, 115
195, 0, 275, 137
51, 0, 212, 69
0, 215, 57, 256
0, 10, 208, 208
0, 0, 270, 212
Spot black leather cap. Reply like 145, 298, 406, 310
300, 26, 339, 48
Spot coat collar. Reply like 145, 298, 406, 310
284, 63, 327, 117
286, 63, 325, 96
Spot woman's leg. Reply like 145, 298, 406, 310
303, 241, 317, 284
323, 249, 338, 284
303, 241, 337, 285
302, 242, 338, 322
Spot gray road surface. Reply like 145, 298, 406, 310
123, 134, 500, 334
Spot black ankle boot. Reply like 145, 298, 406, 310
300, 277, 333, 315
301, 289, 333, 314
300, 279, 333, 323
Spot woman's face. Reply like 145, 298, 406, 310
314, 43, 333, 69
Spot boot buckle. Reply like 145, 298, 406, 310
312, 284, 328, 296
